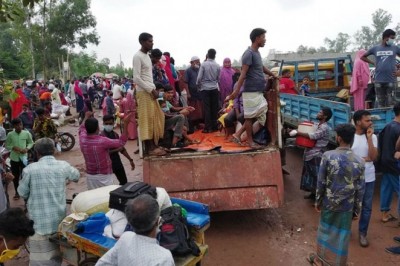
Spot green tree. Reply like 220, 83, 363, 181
0, 0, 34, 22
38, 0, 99, 79
70, 52, 99, 78
296, 45, 317, 54
0, 23, 27, 79
324, 32, 351, 53
354, 9, 400, 49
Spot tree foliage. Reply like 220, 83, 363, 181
0, 0, 99, 80
296, 9, 399, 55
324, 32, 351, 53
70, 52, 110, 78
296, 45, 328, 54
354, 9, 399, 49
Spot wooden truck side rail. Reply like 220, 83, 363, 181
280, 93, 394, 143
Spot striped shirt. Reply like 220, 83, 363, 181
304, 122, 330, 161
79, 124, 127, 175
18, 156, 80, 235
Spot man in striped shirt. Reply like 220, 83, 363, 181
294, 107, 332, 200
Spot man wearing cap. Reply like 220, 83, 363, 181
48, 80, 55, 91
184, 56, 203, 133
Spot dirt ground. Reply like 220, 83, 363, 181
7, 110, 400, 266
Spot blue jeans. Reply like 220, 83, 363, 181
359, 181, 375, 236
380, 173, 400, 213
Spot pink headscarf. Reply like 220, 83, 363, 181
350, 49, 370, 93
74, 80, 83, 97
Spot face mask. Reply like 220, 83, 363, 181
103, 125, 114, 132
386, 38, 395, 46
0, 238, 20, 263
194, 64, 200, 69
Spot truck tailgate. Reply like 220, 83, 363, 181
143, 148, 284, 212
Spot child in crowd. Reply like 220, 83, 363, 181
299, 76, 310, 96
158, 99, 169, 113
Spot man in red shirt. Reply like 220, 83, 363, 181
279, 69, 298, 95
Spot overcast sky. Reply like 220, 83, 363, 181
84, 0, 400, 68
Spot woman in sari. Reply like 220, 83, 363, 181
9, 86, 29, 119
350, 49, 370, 111
119, 90, 137, 140
219, 58, 236, 105
74, 80, 84, 123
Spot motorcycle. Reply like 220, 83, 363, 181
56, 132, 75, 152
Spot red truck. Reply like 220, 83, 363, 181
143, 80, 284, 212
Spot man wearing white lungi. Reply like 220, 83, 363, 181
227, 28, 277, 148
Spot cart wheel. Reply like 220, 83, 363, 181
78, 257, 99, 266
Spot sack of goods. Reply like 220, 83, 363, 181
109, 181, 157, 212
158, 205, 201, 257
71, 185, 120, 215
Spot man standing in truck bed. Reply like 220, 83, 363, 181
226, 28, 277, 148
361, 29, 400, 108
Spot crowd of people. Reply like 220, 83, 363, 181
0, 27, 400, 266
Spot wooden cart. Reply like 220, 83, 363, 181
52, 198, 210, 266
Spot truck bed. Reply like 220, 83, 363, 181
143, 146, 284, 212
280, 94, 394, 143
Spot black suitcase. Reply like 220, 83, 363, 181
109, 181, 157, 212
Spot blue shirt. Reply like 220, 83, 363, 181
300, 84, 310, 96
364, 44, 400, 83
184, 67, 201, 100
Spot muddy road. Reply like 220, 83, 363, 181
8, 112, 400, 266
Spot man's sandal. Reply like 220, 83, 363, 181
230, 135, 242, 145
382, 214, 398, 223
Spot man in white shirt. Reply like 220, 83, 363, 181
95, 194, 174, 266
51, 84, 61, 104
351, 110, 378, 247
112, 80, 123, 100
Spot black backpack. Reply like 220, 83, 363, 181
109, 182, 157, 212
158, 205, 200, 257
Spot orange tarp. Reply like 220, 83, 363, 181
185, 130, 252, 153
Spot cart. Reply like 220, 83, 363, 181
52, 198, 210, 266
